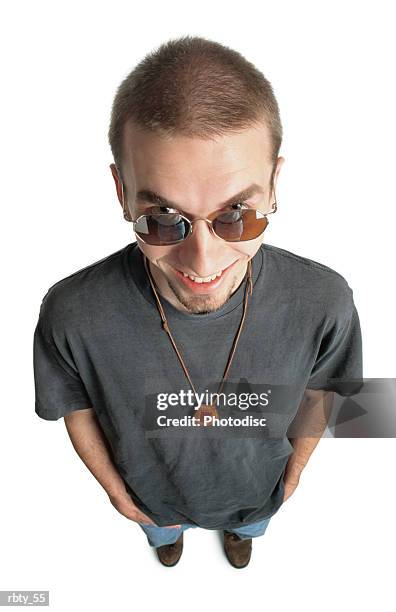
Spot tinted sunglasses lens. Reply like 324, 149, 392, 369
134, 213, 190, 245
213, 209, 268, 241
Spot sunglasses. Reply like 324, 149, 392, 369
123, 199, 277, 246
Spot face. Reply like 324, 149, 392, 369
111, 120, 284, 314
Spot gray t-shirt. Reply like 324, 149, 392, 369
33, 241, 363, 529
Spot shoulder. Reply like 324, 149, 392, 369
37, 243, 130, 334
260, 243, 355, 319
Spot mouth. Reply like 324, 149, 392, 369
171, 260, 239, 293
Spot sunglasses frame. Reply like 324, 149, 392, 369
120, 180, 278, 245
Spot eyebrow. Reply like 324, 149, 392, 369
135, 184, 264, 211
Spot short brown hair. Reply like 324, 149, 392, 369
109, 35, 282, 190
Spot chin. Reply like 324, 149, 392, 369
167, 276, 238, 315
175, 295, 228, 315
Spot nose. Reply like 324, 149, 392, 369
180, 218, 226, 275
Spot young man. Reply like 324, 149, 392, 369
33, 36, 363, 569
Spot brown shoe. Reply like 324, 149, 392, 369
155, 532, 183, 567
223, 530, 252, 568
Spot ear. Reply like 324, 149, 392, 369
271, 156, 285, 201
110, 163, 132, 221
110, 163, 123, 204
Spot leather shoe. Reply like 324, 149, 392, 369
155, 532, 183, 567
223, 530, 252, 568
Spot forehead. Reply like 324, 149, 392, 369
122, 119, 272, 180
121, 121, 273, 215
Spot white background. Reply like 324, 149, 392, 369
1, 1, 395, 610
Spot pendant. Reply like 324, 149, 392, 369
194, 403, 219, 426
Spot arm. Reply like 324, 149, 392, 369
63, 408, 168, 526
64, 408, 129, 500
283, 389, 334, 502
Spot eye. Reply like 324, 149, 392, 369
230, 201, 249, 210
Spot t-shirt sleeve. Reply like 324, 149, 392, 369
306, 290, 363, 397
33, 318, 92, 421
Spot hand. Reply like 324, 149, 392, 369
282, 461, 303, 503
282, 476, 300, 503
109, 493, 181, 529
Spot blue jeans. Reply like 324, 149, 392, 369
138, 517, 271, 548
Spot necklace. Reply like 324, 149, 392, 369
143, 256, 253, 426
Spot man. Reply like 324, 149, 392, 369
33, 36, 363, 569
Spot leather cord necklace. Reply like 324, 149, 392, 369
143, 255, 253, 426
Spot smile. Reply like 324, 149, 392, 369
171, 260, 238, 291
182, 271, 222, 283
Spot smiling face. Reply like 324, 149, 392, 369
111, 120, 284, 314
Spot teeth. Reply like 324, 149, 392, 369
182, 270, 222, 283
